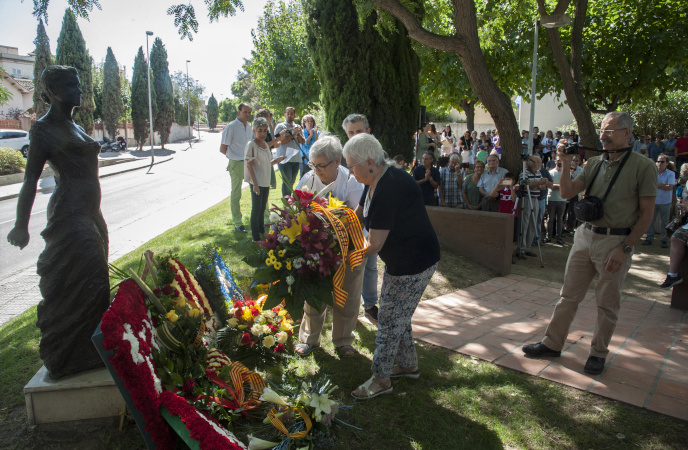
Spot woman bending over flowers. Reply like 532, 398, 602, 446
343, 133, 440, 399
293, 135, 366, 358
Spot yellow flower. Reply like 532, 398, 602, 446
274, 262, 282, 270
281, 211, 307, 244
280, 321, 292, 332
278, 309, 288, 317
165, 310, 179, 323
174, 297, 186, 307
268, 250, 275, 257
189, 308, 201, 318
278, 250, 285, 257
242, 309, 254, 321
265, 258, 273, 266
286, 261, 292, 270
328, 194, 346, 209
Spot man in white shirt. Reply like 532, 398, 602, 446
220, 103, 252, 232
274, 107, 305, 197
478, 154, 508, 212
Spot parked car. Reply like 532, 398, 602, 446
0, 129, 30, 157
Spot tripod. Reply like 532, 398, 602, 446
517, 156, 545, 268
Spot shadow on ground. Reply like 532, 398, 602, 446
128, 149, 177, 158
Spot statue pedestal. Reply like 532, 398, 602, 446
24, 365, 125, 426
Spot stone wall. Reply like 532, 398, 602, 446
426, 206, 514, 276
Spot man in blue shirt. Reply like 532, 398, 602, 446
642, 154, 676, 247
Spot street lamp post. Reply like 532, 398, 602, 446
146, 31, 155, 169
186, 59, 191, 148
526, 14, 571, 156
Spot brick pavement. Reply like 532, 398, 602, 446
412, 274, 688, 422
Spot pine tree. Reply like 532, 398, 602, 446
32, 19, 54, 119
304, 0, 420, 161
102, 47, 123, 139
149, 38, 174, 148
131, 47, 157, 149
206, 94, 219, 130
55, 9, 95, 134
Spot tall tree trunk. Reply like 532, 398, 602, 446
373, 0, 522, 173
537, 0, 598, 155
460, 99, 475, 133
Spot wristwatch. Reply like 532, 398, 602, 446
620, 242, 633, 254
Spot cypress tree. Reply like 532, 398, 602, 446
32, 19, 54, 119
55, 9, 95, 134
131, 47, 157, 149
206, 94, 219, 130
304, 0, 420, 161
102, 47, 123, 139
149, 38, 174, 148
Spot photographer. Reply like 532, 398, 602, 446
523, 111, 657, 376
274, 107, 306, 197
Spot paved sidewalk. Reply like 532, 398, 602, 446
412, 274, 688, 422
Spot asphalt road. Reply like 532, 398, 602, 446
0, 131, 234, 325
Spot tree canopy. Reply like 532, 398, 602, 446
206, 94, 219, 129
171, 71, 204, 126
250, 0, 319, 113
32, 19, 54, 118
150, 37, 175, 148
56, 8, 95, 134
102, 47, 123, 139
131, 47, 156, 148
231, 58, 265, 107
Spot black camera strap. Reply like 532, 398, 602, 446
584, 148, 632, 202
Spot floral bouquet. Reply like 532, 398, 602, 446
216, 294, 295, 366
247, 377, 358, 449
195, 245, 246, 326
243, 189, 367, 319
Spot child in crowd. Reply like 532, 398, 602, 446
492, 172, 520, 263
245, 117, 285, 241
475, 144, 488, 164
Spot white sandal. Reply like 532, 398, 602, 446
351, 376, 393, 400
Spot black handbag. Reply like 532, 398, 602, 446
574, 151, 630, 222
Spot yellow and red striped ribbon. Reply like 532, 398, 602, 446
310, 203, 368, 307
267, 407, 312, 439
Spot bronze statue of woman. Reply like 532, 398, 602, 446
7, 65, 109, 379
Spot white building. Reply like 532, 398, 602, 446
0, 45, 35, 114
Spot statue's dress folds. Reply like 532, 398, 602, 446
33, 121, 110, 378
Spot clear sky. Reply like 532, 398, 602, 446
0, 0, 270, 102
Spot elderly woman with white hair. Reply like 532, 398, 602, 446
294, 134, 367, 358
343, 133, 440, 400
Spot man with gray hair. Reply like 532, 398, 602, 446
523, 111, 657, 376
439, 153, 463, 208
220, 102, 252, 232
274, 106, 305, 197
342, 113, 379, 324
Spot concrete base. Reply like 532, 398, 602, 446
24, 365, 126, 426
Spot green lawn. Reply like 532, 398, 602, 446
1, 173, 686, 449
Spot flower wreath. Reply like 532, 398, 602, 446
159, 391, 248, 450
100, 279, 173, 449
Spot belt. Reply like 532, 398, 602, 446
584, 223, 632, 236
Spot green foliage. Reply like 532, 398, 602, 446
150, 38, 175, 147
0, 148, 27, 175
33, 0, 102, 24
230, 58, 264, 107
55, 8, 94, 134
171, 71, 204, 126
305, 0, 421, 161
206, 94, 219, 129
92, 62, 103, 121
218, 98, 241, 123
626, 90, 688, 137
250, 0, 319, 113
131, 47, 156, 149
32, 19, 53, 118
0, 68, 11, 106
102, 47, 124, 138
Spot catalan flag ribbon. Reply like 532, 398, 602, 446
311, 203, 368, 307
268, 407, 312, 439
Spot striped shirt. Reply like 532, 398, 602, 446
520, 168, 542, 197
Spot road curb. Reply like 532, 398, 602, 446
0, 156, 174, 202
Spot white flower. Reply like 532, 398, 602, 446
286, 275, 295, 286
250, 324, 262, 336
263, 310, 276, 320
269, 212, 281, 224
248, 434, 279, 450
310, 392, 335, 421
256, 314, 265, 324
276, 331, 288, 344
227, 318, 239, 328
261, 324, 271, 335
259, 387, 288, 406
293, 257, 305, 269
262, 335, 276, 348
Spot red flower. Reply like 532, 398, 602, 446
288, 330, 293, 337
162, 285, 174, 296
274, 343, 285, 353
234, 308, 243, 319
240, 332, 252, 345
251, 308, 260, 317
182, 379, 195, 395
267, 324, 277, 332
234, 300, 243, 309
294, 189, 314, 208
153, 288, 162, 296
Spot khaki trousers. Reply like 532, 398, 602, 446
542, 226, 633, 358
299, 256, 367, 348
227, 159, 244, 225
